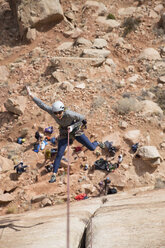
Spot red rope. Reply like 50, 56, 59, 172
67, 130, 70, 248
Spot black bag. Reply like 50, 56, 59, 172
94, 158, 119, 172
94, 158, 109, 170
107, 187, 117, 194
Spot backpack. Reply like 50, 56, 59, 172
94, 158, 119, 172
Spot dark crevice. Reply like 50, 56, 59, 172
79, 208, 99, 248
79, 226, 87, 248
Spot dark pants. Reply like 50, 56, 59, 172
53, 134, 98, 173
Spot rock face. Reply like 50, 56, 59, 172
0, 189, 164, 248
9, 0, 64, 37
86, 189, 165, 248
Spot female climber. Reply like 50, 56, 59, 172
26, 86, 99, 183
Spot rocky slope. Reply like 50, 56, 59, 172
0, 0, 165, 218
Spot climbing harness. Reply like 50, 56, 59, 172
67, 129, 70, 248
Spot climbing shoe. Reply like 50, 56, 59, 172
49, 174, 56, 183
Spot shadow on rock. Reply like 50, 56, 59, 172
0, 217, 44, 239
0, 112, 16, 127
40, 169, 49, 176
24, 143, 35, 152
36, 161, 46, 169
9, 172, 20, 181
132, 157, 157, 176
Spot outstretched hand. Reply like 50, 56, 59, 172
26, 86, 34, 98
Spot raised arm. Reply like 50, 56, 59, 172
26, 86, 52, 114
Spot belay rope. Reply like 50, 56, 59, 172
67, 130, 70, 248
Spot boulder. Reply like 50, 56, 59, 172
158, 12, 165, 32
149, 10, 158, 19
75, 83, 86, 89
136, 146, 162, 167
154, 4, 164, 13
0, 155, 14, 172
63, 28, 83, 39
75, 37, 92, 47
158, 76, 165, 84
92, 38, 107, 49
56, 42, 73, 50
153, 61, 165, 75
41, 198, 52, 207
60, 81, 74, 91
102, 132, 121, 149
128, 74, 141, 83
0, 193, 14, 204
26, 28, 37, 42
4, 96, 27, 115
139, 100, 163, 117
31, 194, 46, 203
81, 184, 96, 194
91, 57, 105, 67
9, 0, 64, 37
0, 65, 9, 83
52, 71, 66, 82
124, 130, 141, 145
81, 49, 110, 58
118, 7, 136, 16
105, 58, 117, 69
138, 48, 161, 60
2, 181, 17, 193
96, 16, 120, 30
83, 1, 107, 16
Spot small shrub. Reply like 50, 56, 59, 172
154, 178, 165, 189
102, 197, 108, 204
122, 17, 141, 37
151, 87, 165, 113
107, 13, 116, 20
113, 97, 140, 115
6, 207, 17, 214
91, 96, 105, 110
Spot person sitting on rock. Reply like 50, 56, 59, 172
26, 86, 100, 183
